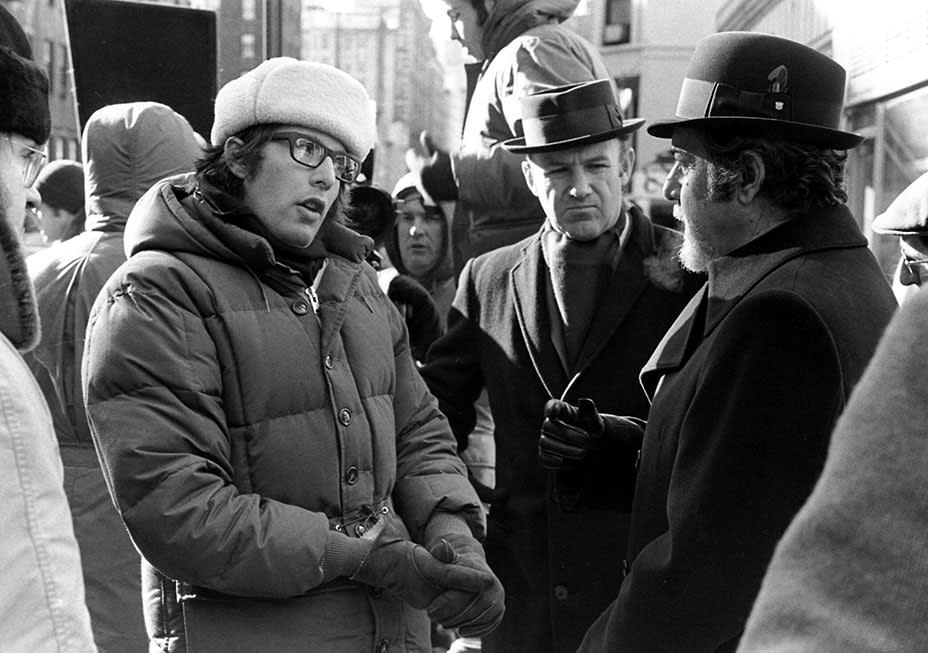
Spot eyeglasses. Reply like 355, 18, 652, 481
6, 136, 47, 187
271, 131, 362, 183
447, 8, 462, 22
900, 250, 928, 287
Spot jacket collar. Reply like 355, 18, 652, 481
639, 204, 868, 398
0, 207, 39, 351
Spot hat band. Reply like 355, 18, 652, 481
521, 104, 623, 147
676, 77, 843, 129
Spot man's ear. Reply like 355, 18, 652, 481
223, 137, 249, 180
620, 146, 636, 182
521, 158, 540, 199
738, 150, 765, 204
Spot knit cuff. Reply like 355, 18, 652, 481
423, 511, 474, 548
321, 532, 374, 582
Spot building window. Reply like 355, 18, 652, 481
58, 43, 69, 100
242, 0, 256, 22
603, 0, 631, 45
241, 33, 256, 60
43, 39, 55, 93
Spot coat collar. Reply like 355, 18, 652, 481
0, 207, 39, 351
639, 204, 868, 398
511, 207, 663, 397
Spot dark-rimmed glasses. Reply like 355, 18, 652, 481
900, 250, 928, 287
6, 136, 47, 187
271, 131, 362, 183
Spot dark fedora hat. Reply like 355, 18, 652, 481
502, 79, 645, 154
647, 31, 862, 150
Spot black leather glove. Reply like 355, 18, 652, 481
417, 131, 458, 201
539, 398, 645, 472
387, 275, 442, 362
350, 517, 494, 609
426, 533, 505, 638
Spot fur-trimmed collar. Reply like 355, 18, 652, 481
0, 209, 39, 351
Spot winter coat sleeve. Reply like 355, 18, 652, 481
419, 258, 487, 451
738, 288, 928, 653
83, 257, 332, 599
581, 291, 845, 651
453, 24, 609, 216
383, 268, 487, 542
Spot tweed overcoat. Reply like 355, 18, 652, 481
83, 175, 485, 653
578, 205, 897, 652
421, 207, 701, 653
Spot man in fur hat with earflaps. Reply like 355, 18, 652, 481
0, 5, 97, 650
420, 78, 702, 653
541, 32, 898, 652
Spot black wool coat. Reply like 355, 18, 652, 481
421, 207, 701, 653
578, 205, 897, 653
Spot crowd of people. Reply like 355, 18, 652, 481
3, 0, 928, 651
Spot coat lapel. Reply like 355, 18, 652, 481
511, 237, 569, 398
639, 284, 707, 401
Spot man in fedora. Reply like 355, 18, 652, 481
542, 32, 897, 652
420, 78, 700, 653
870, 171, 928, 304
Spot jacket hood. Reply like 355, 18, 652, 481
387, 174, 454, 288
83, 102, 202, 232
482, 0, 580, 59
125, 173, 373, 271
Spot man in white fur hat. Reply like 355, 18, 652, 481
82, 57, 504, 652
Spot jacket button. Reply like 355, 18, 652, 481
324, 354, 334, 369
292, 301, 309, 315
554, 585, 569, 601
376, 640, 389, 653
345, 466, 359, 485
339, 408, 351, 426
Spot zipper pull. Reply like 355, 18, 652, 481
306, 286, 319, 313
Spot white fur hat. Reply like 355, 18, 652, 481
210, 57, 376, 160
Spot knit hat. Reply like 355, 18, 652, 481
35, 159, 84, 213
210, 57, 376, 160
0, 7, 50, 144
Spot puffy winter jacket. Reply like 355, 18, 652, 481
83, 174, 485, 652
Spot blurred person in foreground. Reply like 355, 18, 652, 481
33, 159, 84, 245
82, 57, 503, 652
420, 79, 700, 653
0, 5, 96, 650
737, 169, 928, 652
26, 101, 202, 652
409, 0, 617, 272
544, 33, 897, 652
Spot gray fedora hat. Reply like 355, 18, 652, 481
502, 79, 645, 154
872, 172, 928, 236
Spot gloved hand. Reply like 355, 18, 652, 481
414, 130, 458, 201
539, 398, 645, 472
350, 517, 494, 609
387, 275, 442, 362
426, 533, 505, 638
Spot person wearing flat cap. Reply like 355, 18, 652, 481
82, 57, 504, 652
870, 171, 928, 304
0, 5, 97, 651
540, 32, 897, 652
420, 78, 701, 653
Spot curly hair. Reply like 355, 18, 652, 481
701, 132, 848, 215
194, 123, 348, 223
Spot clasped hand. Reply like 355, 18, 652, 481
539, 398, 645, 472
